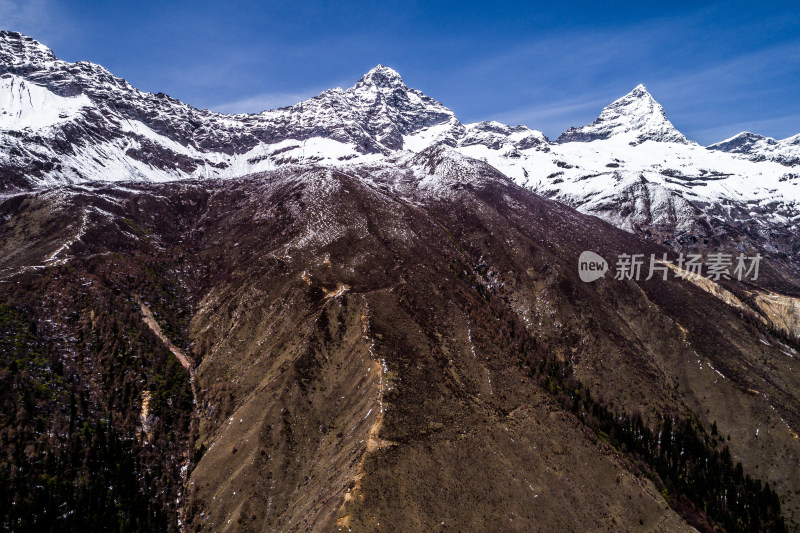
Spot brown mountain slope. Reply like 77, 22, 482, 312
0, 156, 798, 531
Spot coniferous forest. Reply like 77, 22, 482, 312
0, 256, 194, 532
531, 356, 786, 533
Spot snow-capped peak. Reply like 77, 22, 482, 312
1, 28, 798, 255
557, 84, 688, 145
355, 65, 406, 89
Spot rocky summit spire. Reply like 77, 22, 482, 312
557, 84, 688, 145
354, 65, 406, 89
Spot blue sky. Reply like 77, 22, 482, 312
2, 0, 798, 144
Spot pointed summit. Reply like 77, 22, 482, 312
557, 84, 688, 145
355, 65, 406, 89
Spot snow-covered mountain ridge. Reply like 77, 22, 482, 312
709, 131, 800, 167
1, 31, 799, 262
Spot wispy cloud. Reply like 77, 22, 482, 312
0, 0, 78, 50
646, 41, 800, 143
0, 0, 52, 36
211, 90, 321, 114
445, 12, 710, 136
652, 42, 800, 98
445, 6, 800, 142
487, 96, 612, 132
692, 112, 800, 144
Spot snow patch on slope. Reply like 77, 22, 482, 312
0, 74, 91, 130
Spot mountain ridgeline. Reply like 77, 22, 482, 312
1, 30, 799, 272
1, 30, 799, 532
